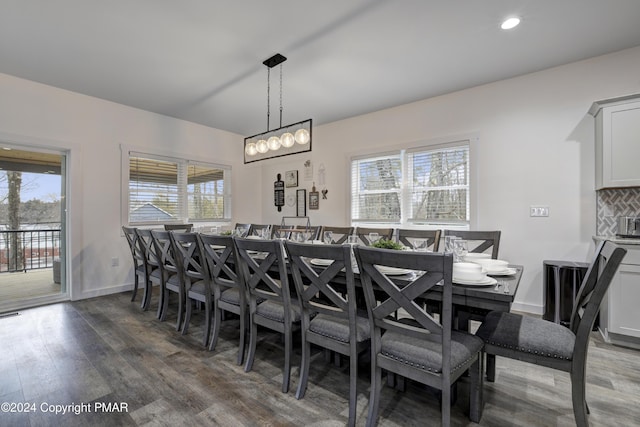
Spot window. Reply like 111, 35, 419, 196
351, 140, 470, 227
126, 150, 230, 225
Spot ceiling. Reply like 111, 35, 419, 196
2, 0, 640, 136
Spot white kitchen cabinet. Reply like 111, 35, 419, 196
598, 239, 640, 349
590, 94, 640, 189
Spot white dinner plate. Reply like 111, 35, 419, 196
486, 267, 517, 276
310, 258, 333, 266
453, 276, 497, 286
376, 266, 415, 276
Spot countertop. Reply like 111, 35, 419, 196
593, 235, 640, 245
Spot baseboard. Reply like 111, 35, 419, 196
75, 283, 133, 300
510, 301, 543, 315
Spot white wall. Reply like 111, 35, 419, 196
258, 46, 640, 314
1, 45, 639, 312
0, 74, 260, 301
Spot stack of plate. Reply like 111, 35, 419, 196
453, 262, 497, 286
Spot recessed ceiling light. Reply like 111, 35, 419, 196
501, 17, 520, 30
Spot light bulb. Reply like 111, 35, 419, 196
281, 132, 295, 148
295, 128, 310, 145
245, 142, 257, 156
501, 17, 520, 30
256, 139, 269, 153
267, 135, 281, 150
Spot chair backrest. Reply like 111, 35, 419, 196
295, 225, 321, 241
571, 240, 626, 347
170, 232, 209, 287
320, 226, 354, 244
355, 227, 394, 246
135, 228, 160, 269
354, 246, 454, 377
234, 223, 251, 237
151, 230, 180, 277
123, 226, 144, 268
248, 224, 271, 237
396, 229, 442, 252
234, 238, 293, 312
443, 229, 501, 259
199, 234, 243, 299
270, 224, 291, 239
164, 223, 194, 232
286, 241, 356, 326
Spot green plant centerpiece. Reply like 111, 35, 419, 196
371, 239, 404, 250
221, 230, 233, 236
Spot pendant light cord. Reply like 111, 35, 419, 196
266, 67, 271, 131
279, 63, 283, 128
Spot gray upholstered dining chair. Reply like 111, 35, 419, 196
234, 237, 300, 393
354, 246, 484, 426
151, 230, 185, 330
294, 225, 321, 240
134, 228, 162, 311
286, 241, 370, 426
171, 231, 213, 347
248, 223, 271, 237
199, 233, 248, 365
475, 240, 626, 427
122, 226, 148, 308
442, 229, 501, 258
320, 226, 354, 244
396, 228, 442, 252
355, 227, 394, 246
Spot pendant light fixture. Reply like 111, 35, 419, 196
244, 53, 312, 163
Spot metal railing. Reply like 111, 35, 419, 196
0, 229, 61, 273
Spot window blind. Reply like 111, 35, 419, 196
350, 153, 402, 222
407, 144, 469, 223
127, 152, 230, 224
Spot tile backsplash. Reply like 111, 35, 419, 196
597, 188, 640, 235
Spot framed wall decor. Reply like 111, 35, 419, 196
285, 170, 298, 188
296, 189, 306, 216
309, 183, 319, 210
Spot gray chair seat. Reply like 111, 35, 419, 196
187, 280, 209, 296
220, 288, 241, 305
220, 288, 265, 306
381, 330, 484, 373
309, 314, 371, 343
476, 311, 575, 361
256, 300, 301, 323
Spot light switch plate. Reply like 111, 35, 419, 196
530, 206, 550, 217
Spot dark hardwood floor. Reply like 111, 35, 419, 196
1, 289, 639, 426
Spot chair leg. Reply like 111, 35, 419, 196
203, 300, 212, 347
571, 369, 589, 426
295, 339, 311, 400
131, 275, 139, 302
141, 278, 152, 311
209, 305, 222, 352
237, 310, 247, 366
441, 379, 451, 427
348, 349, 358, 427
176, 291, 184, 332
486, 353, 496, 382
244, 318, 258, 373
282, 328, 292, 393
366, 360, 382, 427
156, 281, 165, 319
469, 356, 484, 423
182, 298, 192, 335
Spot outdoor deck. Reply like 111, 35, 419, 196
0, 268, 62, 302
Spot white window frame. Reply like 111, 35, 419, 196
121, 145, 232, 226
349, 136, 476, 230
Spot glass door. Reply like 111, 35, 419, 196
0, 146, 68, 311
